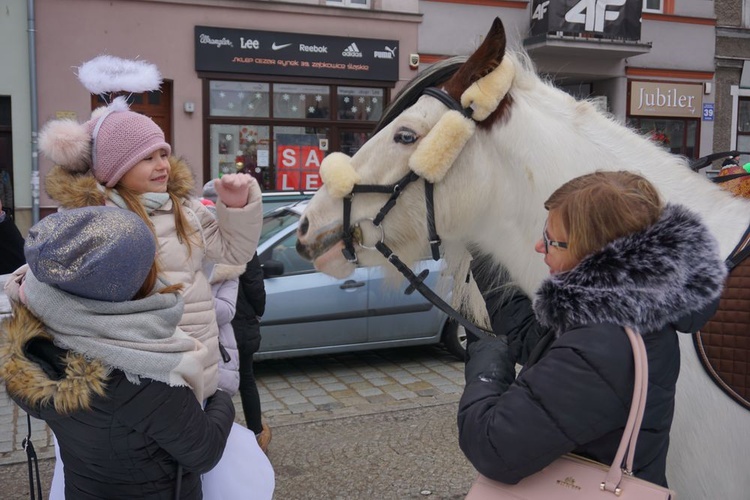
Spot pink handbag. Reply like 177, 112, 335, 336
465, 327, 676, 499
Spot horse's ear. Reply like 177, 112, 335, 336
444, 17, 507, 98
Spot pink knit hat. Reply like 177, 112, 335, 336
87, 109, 171, 187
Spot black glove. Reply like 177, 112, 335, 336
464, 334, 513, 385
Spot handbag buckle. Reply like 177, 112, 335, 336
600, 482, 623, 496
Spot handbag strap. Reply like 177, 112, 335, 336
602, 327, 649, 494
22, 413, 43, 500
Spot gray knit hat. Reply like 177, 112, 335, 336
24, 207, 157, 302
202, 179, 218, 203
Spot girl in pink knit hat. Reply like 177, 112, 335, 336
35, 55, 272, 499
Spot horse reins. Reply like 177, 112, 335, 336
339, 87, 491, 340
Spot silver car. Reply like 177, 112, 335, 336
255, 202, 466, 361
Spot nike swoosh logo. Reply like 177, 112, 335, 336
272, 43, 293, 50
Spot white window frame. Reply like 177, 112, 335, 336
642, 0, 663, 14
326, 0, 371, 9
744, 0, 750, 29
730, 85, 750, 150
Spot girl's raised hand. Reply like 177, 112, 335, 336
214, 173, 260, 208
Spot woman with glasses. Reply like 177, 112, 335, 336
458, 171, 726, 488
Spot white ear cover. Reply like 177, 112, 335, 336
409, 110, 475, 183
460, 57, 515, 122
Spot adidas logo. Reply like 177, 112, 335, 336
342, 43, 363, 58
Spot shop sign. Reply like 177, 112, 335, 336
629, 81, 703, 118
196, 26, 399, 82
276, 144, 324, 191
531, 0, 642, 41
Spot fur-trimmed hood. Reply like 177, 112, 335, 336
533, 204, 727, 334
208, 263, 246, 285
45, 156, 196, 209
0, 304, 109, 414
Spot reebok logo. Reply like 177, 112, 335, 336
272, 42, 293, 51
342, 43, 363, 58
300, 44, 328, 53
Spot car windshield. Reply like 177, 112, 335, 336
260, 209, 300, 246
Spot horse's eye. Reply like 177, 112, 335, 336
393, 127, 418, 145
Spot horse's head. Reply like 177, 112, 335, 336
297, 18, 516, 279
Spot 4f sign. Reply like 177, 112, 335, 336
532, 1, 550, 21
565, 0, 626, 32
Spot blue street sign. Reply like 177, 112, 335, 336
703, 103, 714, 121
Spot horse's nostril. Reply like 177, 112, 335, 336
299, 217, 309, 236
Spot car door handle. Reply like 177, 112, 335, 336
340, 280, 365, 289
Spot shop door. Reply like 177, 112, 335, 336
90, 81, 173, 144
0, 96, 13, 215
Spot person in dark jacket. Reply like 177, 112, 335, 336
0, 199, 25, 275
232, 253, 271, 451
458, 171, 726, 487
0, 206, 235, 500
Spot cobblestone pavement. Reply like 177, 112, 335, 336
0, 345, 475, 499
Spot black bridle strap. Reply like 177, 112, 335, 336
425, 181, 441, 261
341, 171, 421, 262
423, 87, 474, 118
375, 241, 492, 340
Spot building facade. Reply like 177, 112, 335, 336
30, 0, 420, 220
418, 0, 716, 161
3, 1, 724, 231
715, 0, 750, 162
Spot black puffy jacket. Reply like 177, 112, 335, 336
459, 205, 725, 487
0, 305, 235, 500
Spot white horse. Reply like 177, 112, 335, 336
297, 18, 750, 500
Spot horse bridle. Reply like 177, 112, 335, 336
338, 87, 492, 340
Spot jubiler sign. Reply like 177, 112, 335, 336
195, 26, 399, 82
629, 82, 703, 118
530, 0, 642, 41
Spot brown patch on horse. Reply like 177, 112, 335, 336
442, 17, 513, 130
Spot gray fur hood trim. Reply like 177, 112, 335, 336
533, 204, 727, 334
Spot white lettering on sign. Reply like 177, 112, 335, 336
374, 46, 397, 59
281, 148, 297, 168
565, 0, 626, 33
240, 38, 260, 50
300, 44, 328, 53
199, 34, 233, 48
532, 1, 550, 21
638, 87, 696, 113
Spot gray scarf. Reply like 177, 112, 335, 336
106, 188, 171, 215
23, 271, 208, 402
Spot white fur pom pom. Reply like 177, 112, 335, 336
38, 119, 91, 173
77, 55, 162, 95
320, 152, 360, 199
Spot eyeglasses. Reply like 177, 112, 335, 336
542, 222, 568, 254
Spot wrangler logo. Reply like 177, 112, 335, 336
556, 477, 582, 490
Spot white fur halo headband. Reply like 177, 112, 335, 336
77, 55, 162, 95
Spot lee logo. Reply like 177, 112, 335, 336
565, 0, 626, 32
240, 37, 260, 50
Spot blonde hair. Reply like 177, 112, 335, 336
132, 260, 184, 300
112, 184, 200, 258
544, 171, 663, 261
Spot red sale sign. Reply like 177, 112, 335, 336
275, 144, 324, 190
276, 145, 324, 170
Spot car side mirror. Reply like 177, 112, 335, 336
262, 259, 285, 278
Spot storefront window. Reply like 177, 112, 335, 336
273, 126, 328, 191
209, 124, 270, 187
273, 84, 330, 120
628, 117, 699, 158
206, 80, 387, 192
210, 81, 270, 118
337, 87, 384, 121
